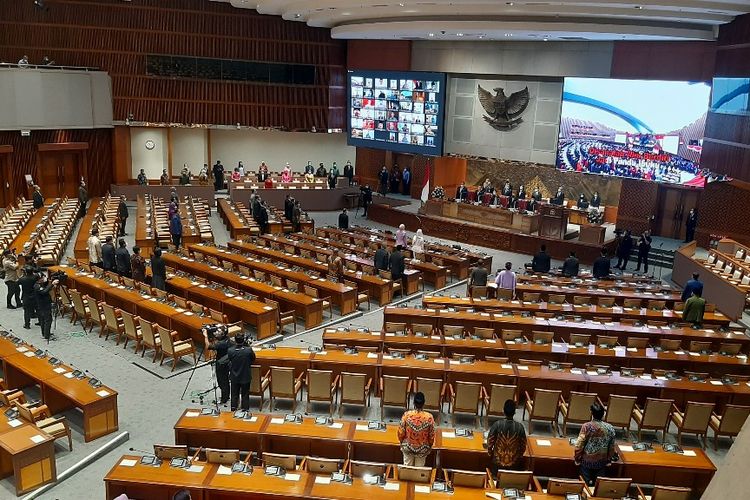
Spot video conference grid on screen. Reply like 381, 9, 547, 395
347, 70, 446, 155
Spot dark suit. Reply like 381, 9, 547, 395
681, 278, 703, 302
228, 344, 256, 411
469, 267, 488, 287
209, 338, 232, 404
374, 248, 390, 272
34, 281, 54, 339
338, 213, 349, 230
102, 243, 116, 271
115, 247, 131, 277
19, 274, 37, 328
562, 257, 579, 277
118, 200, 128, 236
551, 192, 565, 206
389, 250, 405, 280
258, 207, 269, 234
590, 195, 601, 208
531, 251, 551, 273
151, 255, 167, 290
456, 186, 469, 201
685, 212, 698, 242
592, 256, 611, 279
33, 191, 44, 209
284, 198, 294, 222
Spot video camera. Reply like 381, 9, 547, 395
203, 324, 228, 342
48, 269, 68, 285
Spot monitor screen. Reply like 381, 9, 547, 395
557, 77, 711, 187
347, 70, 446, 156
711, 77, 750, 115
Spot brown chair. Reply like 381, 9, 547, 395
385, 322, 407, 334
559, 392, 598, 435
380, 375, 411, 419
250, 365, 270, 409
304, 285, 333, 319
446, 381, 483, 426
412, 323, 434, 336
658, 339, 682, 351
395, 465, 433, 483
443, 325, 464, 338
523, 389, 561, 434
496, 288, 513, 300
482, 384, 517, 426
348, 460, 388, 478
597, 297, 615, 308
303, 456, 342, 474
623, 298, 641, 309
718, 342, 742, 355
15, 402, 72, 451
708, 404, 750, 450
596, 335, 618, 348
532, 331, 553, 345
496, 469, 534, 490
470, 286, 487, 300
568, 334, 590, 347
414, 377, 445, 415
306, 369, 338, 415
547, 478, 585, 495
157, 325, 196, 372
205, 448, 241, 465
573, 296, 591, 306
583, 477, 632, 499
269, 366, 304, 411
626, 337, 648, 349
688, 341, 711, 353
137, 318, 161, 362
604, 395, 637, 436
265, 298, 296, 334
547, 294, 566, 304
636, 485, 691, 500
120, 311, 142, 353
523, 292, 541, 303
263, 452, 297, 471
69, 290, 94, 331
648, 300, 666, 310
502, 329, 526, 343
339, 372, 372, 418
344, 279, 370, 310
670, 401, 713, 447
100, 302, 124, 343
443, 469, 489, 488
632, 398, 674, 441
379, 270, 403, 298
472, 327, 495, 340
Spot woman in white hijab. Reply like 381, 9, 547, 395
411, 228, 426, 260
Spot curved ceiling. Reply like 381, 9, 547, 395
214, 0, 749, 41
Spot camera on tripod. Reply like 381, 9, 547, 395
203, 324, 229, 342
48, 270, 68, 285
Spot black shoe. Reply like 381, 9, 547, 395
7, 305, 15, 309
35, 322, 41, 326
23, 325, 30, 330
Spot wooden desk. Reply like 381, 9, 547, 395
217, 198, 258, 239
0, 424, 56, 495
104, 454, 213, 500
503, 282, 682, 307
8, 203, 52, 253
424, 199, 541, 235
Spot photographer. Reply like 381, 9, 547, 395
2, 249, 21, 309
18, 266, 37, 330
34, 271, 59, 341
227, 333, 255, 412
205, 326, 231, 406
360, 184, 373, 216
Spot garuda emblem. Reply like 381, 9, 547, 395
477, 85, 530, 131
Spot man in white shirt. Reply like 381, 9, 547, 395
88, 228, 103, 267
495, 262, 516, 298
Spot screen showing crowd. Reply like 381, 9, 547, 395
347, 70, 446, 156
557, 78, 712, 187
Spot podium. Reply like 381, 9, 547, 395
539, 203, 568, 239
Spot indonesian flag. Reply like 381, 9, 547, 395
420, 162, 431, 203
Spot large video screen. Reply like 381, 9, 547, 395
557, 78, 711, 186
711, 77, 750, 115
347, 70, 446, 156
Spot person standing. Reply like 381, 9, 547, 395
304, 161, 315, 175
551, 186, 565, 206
284, 194, 294, 222
315, 162, 327, 178
531, 245, 551, 273
150, 248, 167, 291
118, 196, 129, 236
338, 208, 349, 230
397, 392, 435, 466
258, 203, 269, 234
402, 167, 411, 195
495, 262, 517, 298
374, 243, 390, 274
35, 272, 59, 341
487, 400, 527, 474
468, 265, 488, 295
160, 169, 170, 185
212, 160, 225, 191
343, 160, 354, 186
292, 201, 302, 233
180, 166, 192, 185
78, 180, 88, 218
170, 212, 183, 249
389, 166, 401, 194
330, 162, 340, 184
3, 250, 21, 309
561, 251, 579, 277
327, 251, 344, 282
389, 245, 405, 281
681, 272, 703, 302
574, 403, 617, 486
361, 184, 373, 216
378, 166, 389, 196
137, 169, 148, 185
592, 247, 611, 279
411, 229, 425, 260
327, 170, 336, 189
615, 230, 633, 270
685, 208, 698, 242
455, 182, 469, 201
635, 230, 652, 273
228, 333, 256, 412
683, 289, 706, 327
88, 228, 103, 267
130, 246, 146, 282
101, 236, 116, 272
32, 185, 44, 209
395, 224, 408, 248
19, 266, 37, 330
115, 239, 131, 278
207, 327, 231, 406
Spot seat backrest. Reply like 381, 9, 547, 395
605, 395, 637, 426
443, 325, 464, 337
502, 330, 524, 342
102, 303, 119, 329
449, 469, 486, 488
682, 401, 713, 431
596, 335, 618, 348
642, 398, 674, 427
473, 327, 495, 339
648, 300, 666, 310
547, 478, 585, 495
496, 469, 532, 490
569, 334, 590, 346
470, 286, 487, 299
263, 452, 296, 471
488, 384, 516, 415
154, 444, 188, 460
15, 403, 38, 423
719, 343, 741, 355
659, 339, 682, 351
307, 369, 332, 400
412, 323, 433, 335
573, 296, 590, 305
623, 298, 641, 308
341, 372, 366, 403
350, 460, 386, 478
139, 319, 157, 345
531, 389, 561, 419
415, 378, 442, 409
396, 465, 432, 483
597, 297, 615, 307
382, 375, 409, 405
454, 381, 482, 413
205, 448, 240, 465
567, 392, 597, 421
593, 477, 632, 498
305, 456, 341, 474
532, 331, 553, 344
157, 325, 176, 355
626, 337, 648, 349
718, 405, 750, 433
121, 311, 138, 337
271, 366, 295, 394
523, 292, 540, 302
249, 365, 263, 393
547, 294, 566, 304
651, 485, 692, 500
384, 322, 406, 333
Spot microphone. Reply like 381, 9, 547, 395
300, 339, 323, 352
128, 447, 154, 455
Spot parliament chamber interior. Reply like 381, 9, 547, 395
1, 0, 750, 498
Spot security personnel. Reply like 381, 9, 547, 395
228, 334, 256, 412
207, 328, 232, 406
35, 272, 59, 341
19, 266, 37, 330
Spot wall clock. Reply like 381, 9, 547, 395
145, 140, 155, 150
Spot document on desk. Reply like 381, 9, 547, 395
97, 390, 111, 397
329, 422, 344, 429
184, 411, 201, 418
535, 439, 552, 446
7, 419, 21, 428
442, 431, 456, 439
270, 418, 285, 425
188, 465, 204, 473
284, 473, 301, 481
383, 483, 400, 491
315, 476, 332, 484
355, 424, 369, 431
120, 459, 138, 467
415, 485, 431, 493
683, 450, 697, 457
30, 435, 46, 444
16, 345, 28, 352
216, 465, 232, 475
619, 445, 634, 452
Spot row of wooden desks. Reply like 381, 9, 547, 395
518, 273, 675, 291
53, 266, 218, 344
161, 254, 324, 329
217, 198, 259, 240
169, 411, 714, 495
322, 329, 750, 376
318, 226, 473, 280
188, 243, 358, 316
8, 203, 53, 254
226, 240, 399, 306
383, 307, 749, 350
421, 295, 731, 327
497, 282, 682, 306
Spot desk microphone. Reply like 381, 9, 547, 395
300, 339, 323, 352
128, 447, 153, 455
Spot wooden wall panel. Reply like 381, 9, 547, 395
0, 0, 346, 129
0, 130, 113, 201
355, 147, 387, 189
615, 178, 659, 235
610, 41, 716, 81
695, 180, 750, 247
347, 41, 412, 71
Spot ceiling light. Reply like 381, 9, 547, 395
506, 1, 514, 5
428, 33, 435, 37
456, 33, 464, 37
543, 36, 549, 41
294, 13, 301, 18
634, 5, 642, 8
399, 2, 404, 5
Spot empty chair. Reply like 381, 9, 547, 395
443, 325, 464, 338
496, 288, 513, 300
496, 469, 534, 490
414, 377, 444, 415
670, 401, 713, 447
573, 296, 591, 306
688, 341, 711, 353
395, 465, 432, 483
443, 468, 488, 488
137, 318, 161, 362
344, 280, 370, 310
380, 375, 410, 419
385, 322, 407, 334
583, 477, 632, 499
263, 452, 297, 471
446, 381, 483, 426
547, 478, 585, 495
412, 323, 433, 336
604, 395, 637, 435
568, 334, 590, 347
708, 404, 750, 450
304, 456, 341, 474
472, 327, 495, 339
532, 331, 553, 345
623, 298, 641, 309
547, 294, 566, 304
523, 389, 561, 434
349, 460, 387, 478
718, 343, 742, 355
559, 392, 598, 435
15, 402, 72, 451
658, 339, 682, 351
249, 365, 270, 410
502, 329, 526, 342
626, 337, 648, 349
636, 485, 691, 500
596, 336, 618, 348
265, 298, 296, 334
269, 366, 305, 411
523, 292, 541, 303
153, 444, 188, 460
157, 325, 196, 371
597, 297, 615, 308
632, 398, 674, 441
306, 369, 338, 415
120, 311, 142, 352
470, 286, 487, 299
205, 448, 240, 465
483, 384, 517, 426
648, 300, 666, 310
